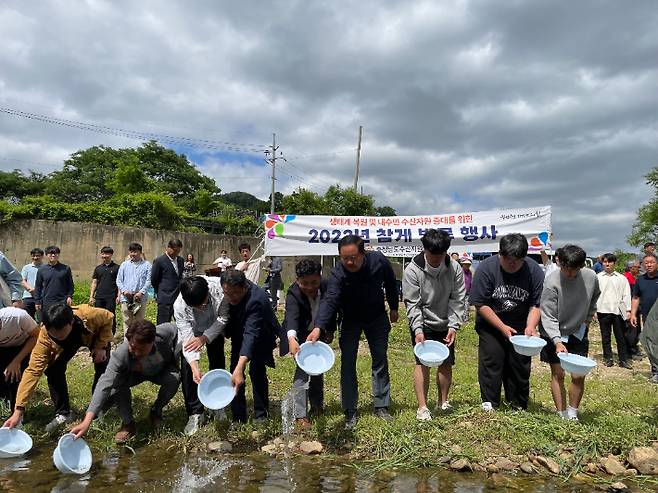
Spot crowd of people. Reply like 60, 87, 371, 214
0, 232, 656, 445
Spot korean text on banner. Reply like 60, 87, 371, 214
263, 206, 551, 257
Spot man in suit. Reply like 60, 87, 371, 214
151, 239, 184, 324
285, 259, 337, 428
222, 269, 280, 423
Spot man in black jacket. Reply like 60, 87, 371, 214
222, 269, 280, 423
313, 235, 399, 429
151, 239, 184, 324
284, 259, 337, 428
34, 245, 74, 314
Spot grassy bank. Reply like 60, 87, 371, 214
14, 283, 658, 484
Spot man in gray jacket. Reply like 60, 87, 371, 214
403, 229, 466, 421
70, 320, 180, 443
539, 244, 600, 422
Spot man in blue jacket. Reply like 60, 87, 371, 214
313, 235, 399, 429
222, 269, 280, 423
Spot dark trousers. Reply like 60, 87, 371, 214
156, 303, 175, 325
180, 336, 225, 416
598, 312, 629, 362
94, 297, 117, 334
23, 297, 37, 321
0, 346, 29, 410
230, 348, 269, 422
626, 315, 642, 355
478, 327, 531, 409
269, 275, 282, 309
44, 343, 107, 415
339, 313, 391, 412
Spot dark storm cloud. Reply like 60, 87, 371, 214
0, 0, 657, 254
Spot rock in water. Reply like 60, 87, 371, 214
299, 441, 323, 455
600, 456, 627, 476
261, 444, 277, 456
536, 456, 560, 475
627, 447, 658, 475
495, 457, 516, 471
520, 462, 535, 474
208, 441, 233, 453
449, 458, 471, 471
608, 481, 629, 492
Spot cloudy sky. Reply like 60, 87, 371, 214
1, 0, 657, 254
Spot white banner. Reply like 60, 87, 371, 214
264, 206, 552, 257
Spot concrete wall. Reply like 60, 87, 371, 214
0, 219, 403, 287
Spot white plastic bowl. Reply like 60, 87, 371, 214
295, 341, 335, 376
52, 433, 92, 474
510, 335, 547, 357
558, 353, 597, 377
198, 369, 236, 410
0, 427, 32, 458
414, 341, 450, 368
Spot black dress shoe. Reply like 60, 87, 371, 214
619, 360, 633, 369
604, 359, 614, 367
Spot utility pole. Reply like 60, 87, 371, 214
353, 125, 363, 191
269, 133, 278, 214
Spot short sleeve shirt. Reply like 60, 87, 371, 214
469, 255, 545, 330
633, 274, 658, 320
21, 264, 41, 299
0, 307, 38, 347
92, 262, 120, 299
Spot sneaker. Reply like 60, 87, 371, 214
632, 353, 643, 361
650, 374, 658, 384
115, 422, 136, 444
344, 410, 358, 430
604, 359, 614, 367
481, 402, 494, 412
45, 413, 75, 433
208, 409, 227, 421
253, 416, 268, 425
184, 413, 207, 436
373, 407, 393, 421
439, 401, 454, 412
416, 406, 432, 421
619, 360, 633, 370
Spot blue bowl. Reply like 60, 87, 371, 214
510, 335, 547, 357
53, 433, 92, 475
198, 369, 236, 410
0, 427, 32, 458
295, 341, 335, 376
558, 353, 597, 376
414, 341, 450, 368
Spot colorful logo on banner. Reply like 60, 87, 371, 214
529, 231, 550, 248
265, 214, 296, 239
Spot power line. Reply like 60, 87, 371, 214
0, 106, 268, 154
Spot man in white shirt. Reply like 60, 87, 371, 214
213, 250, 233, 272
234, 243, 263, 285
174, 275, 228, 435
0, 307, 39, 409
597, 253, 632, 368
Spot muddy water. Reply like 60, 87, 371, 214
0, 441, 634, 493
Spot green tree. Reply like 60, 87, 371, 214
108, 155, 153, 194
281, 188, 326, 214
45, 141, 220, 202
323, 185, 376, 216
375, 205, 397, 216
628, 168, 658, 247
0, 170, 48, 199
